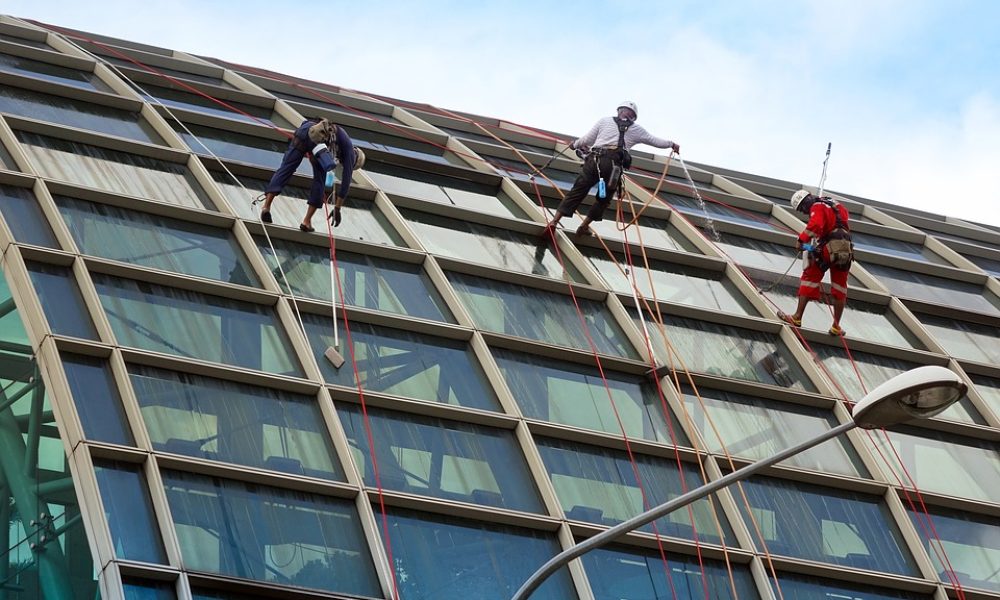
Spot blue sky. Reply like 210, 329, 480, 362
5, 0, 999, 227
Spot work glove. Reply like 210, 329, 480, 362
574, 145, 590, 159
331, 207, 342, 227
670, 142, 681, 153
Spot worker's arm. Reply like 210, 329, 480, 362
335, 127, 355, 201
799, 204, 827, 244
573, 118, 604, 151
634, 125, 679, 152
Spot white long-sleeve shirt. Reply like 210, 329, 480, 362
573, 117, 674, 151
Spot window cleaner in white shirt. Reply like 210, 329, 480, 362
543, 101, 679, 236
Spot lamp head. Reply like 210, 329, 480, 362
852, 365, 967, 429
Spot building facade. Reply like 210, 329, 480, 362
0, 14, 997, 600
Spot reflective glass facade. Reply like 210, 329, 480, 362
0, 17, 996, 600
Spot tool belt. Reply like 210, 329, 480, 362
591, 146, 632, 170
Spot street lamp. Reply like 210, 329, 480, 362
511, 366, 967, 600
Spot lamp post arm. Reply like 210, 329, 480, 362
511, 420, 856, 600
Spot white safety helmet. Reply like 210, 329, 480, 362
617, 100, 638, 119
790, 189, 813, 211
353, 147, 366, 170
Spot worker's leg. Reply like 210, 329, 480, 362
549, 156, 600, 229
785, 259, 824, 323
829, 266, 849, 334
263, 145, 305, 217
302, 160, 326, 230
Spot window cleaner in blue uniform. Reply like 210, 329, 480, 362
543, 101, 679, 236
259, 117, 365, 232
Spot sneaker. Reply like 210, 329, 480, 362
260, 210, 272, 223
828, 324, 846, 336
777, 311, 801, 327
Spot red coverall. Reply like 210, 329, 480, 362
798, 200, 851, 301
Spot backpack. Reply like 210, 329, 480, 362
817, 199, 853, 270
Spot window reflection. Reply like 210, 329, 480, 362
62, 353, 133, 445
863, 263, 1000, 317
0, 184, 58, 247
450, 272, 638, 359
852, 231, 949, 266
26, 261, 98, 340
658, 191, 780, 232
94, 460, 167, 564
775, 572, 930, 599
339, 403, 543, 512
908, 506, 999, 592
0, 51, 112, 92
917, 313, 1000, 365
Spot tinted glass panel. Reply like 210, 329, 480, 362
367, 162, 527, 218
0, 85, 161, 144
813, 345, 981, 424
966, 253, 1000, 278
852, 231, 949, 265
584, 546, 759, 600
93, 275, 302, 376
62, 353, 133, 445
918, 314, 1000, 365
710, 230, 797, 273
738, 476, 918, 574
175, 122, 301, 171
256, 237, 451, 321
130, 365, 343, 479
339, 404, 542, 512
659, 191, 780, 232
0, 51, 112, 91
26, 261, 98, 339
387, 507, 575, 600
147, 85, 289, 128
643, 314, 814, 391
908, 506, 999, 592
863, 263, 1000, 316
353, 128, 466, 167
586, 250, 755, 315
537, 198, 696, 252
403, 209, 583, 282
971, 374, 1000, 419
771, 284, 921, 348
450, 272, 638, 359
16, 132, 213, 210
303, 314, 499, 410
679, 385, 864, 476
869, 427, 1000, 503
162, 470, 380, 596
0, 184, 58, 247
57, 196, 257, 285
494, 348, 685, 443
94, 460, 167, 564
776, 572, 928, 599
213, 170, 402, 245
123, 580, 176, 600
537, 438, 732, 543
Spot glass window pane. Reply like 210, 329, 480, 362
868, 427, 1000, 503
918, 314, 1000, 365
402, 208, 584, 282
0, 184, 58, 247
0, 84, 162, 144
387, 507, 575, 600
971, 374, 1000, 419
62, 353, 133, 445
174, 122, 300, 170
256, 237, 452, 321
93, 274, 302, 376
213, 170, 402, 246
659, 190, 781, 232
339, 403, 543, 512
537, 196, 697, 252
450, 272, 639, 359
303, 315, 499, 410
852, 231, 950, 265
737, 476, 919, 575
0, 51, 112, 92
813, 345, 982, 424
123, 580, 176, 600
679, 385, 865, 476
771, 283, 922, 349
863, 263, 1000, 317
26, 261, 98, 339
709, 230, 798, 274
16, 131, 214, 210
130, 365, 343, 480
643, 314, 814, 391
908, 506, 999, 592
162, 470, 380, 596
148, 86, 288, 128
367, 161, 527, 219
776, 572, 930, 599
965, 252, 1000, 278
94, 459, 167, 564
353, 128, 467, 167
56, 195, 258, 286
486, 154, 576, 192
274, 90, 404, 125
584, 546, 759, 600
494, 347, 685, 444
585, 249, 756, 316
537, 438, 732, 544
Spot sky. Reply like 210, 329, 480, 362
5, 0, 1000, 228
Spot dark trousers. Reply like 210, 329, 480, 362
556, 151, 620, 222
265, 122, 329, 207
